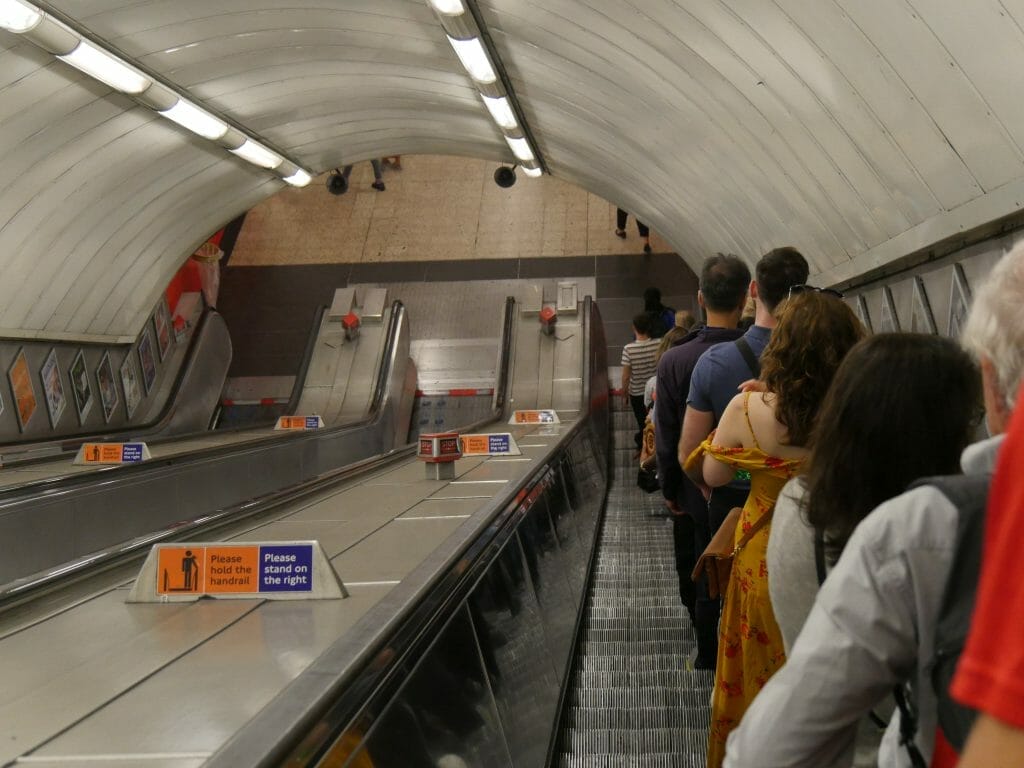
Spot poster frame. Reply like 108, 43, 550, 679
96, 351, 119, 424
39, 347, 67, 429
69, 349, 93, 424
138, 327, 157, 395
120, 354, 142, 420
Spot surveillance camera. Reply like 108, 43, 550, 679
326, 170, 348, 195
494, 166, 516, 188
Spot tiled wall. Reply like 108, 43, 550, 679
229, 155, 674, 266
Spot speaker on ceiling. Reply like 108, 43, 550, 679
494, 166, 517, 188
326, 169, 348, 195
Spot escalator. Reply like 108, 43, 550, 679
0, 296, 602, 767
0, 300, 423, 599
0, 295, 712, 767
555, 403, 713, 766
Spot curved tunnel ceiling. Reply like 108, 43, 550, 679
2, 0, 1023, 340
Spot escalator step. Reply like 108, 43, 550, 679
558, 726, 708, 754
556, 404, 711, 765
570, 687, 712, 710
564, 705, 710, 729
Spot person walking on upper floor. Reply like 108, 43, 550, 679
686, 290, 865, 768
679, 246, 809, 669
654, 254, 750, 629
342, 159, 386, 191
722, 241, 1024, 768
621, 312, 660, 450
615, 207, 652, 253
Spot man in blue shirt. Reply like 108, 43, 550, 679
680, 246, 809, 668
655, 255, 750, 630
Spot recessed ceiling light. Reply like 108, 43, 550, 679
58, 40, 150, 94
230, 140, 283, 170
159, 99, 228, 141
446, 36, 496, 84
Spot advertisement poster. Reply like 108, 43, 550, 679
96, 352, 119, 423
154, 299, 172, 361
69, 350, 93, 423
40, 348, 66, 428
120, 355, 142, 419
138, 328, 157, 395
8, 350, 36, 431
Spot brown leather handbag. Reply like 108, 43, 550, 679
691, 507, 773, 600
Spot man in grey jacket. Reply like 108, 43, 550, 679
723, 242, 1024, 768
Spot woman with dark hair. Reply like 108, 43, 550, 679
765, 333, 980, 767
685, 290, 865, 768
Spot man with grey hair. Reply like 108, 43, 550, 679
722, 241, 1024, 768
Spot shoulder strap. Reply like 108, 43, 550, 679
813, 528, 827, 586
741, 391, 763, 450
734, 507, 772, 554
734, 337, 761, 378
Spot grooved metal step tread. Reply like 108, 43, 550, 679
556, 406, 711, 768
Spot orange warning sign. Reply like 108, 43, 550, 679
156, 546, 259, 595
510, 409, 558, 424
205, 547, 259, 593
157, 546, 206, 594
461, 435, 490, 455
80, 443, 128, 463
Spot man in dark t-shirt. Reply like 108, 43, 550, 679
682, 246, 810, 669
655, 255, 750, 631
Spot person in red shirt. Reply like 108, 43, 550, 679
952, 378, 1024, 767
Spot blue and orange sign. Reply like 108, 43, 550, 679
509, 409, 559, 425
156, 544, 314, 596
460, 433, 520, 456
79, 442, 147, 464
275, 415, 323, 430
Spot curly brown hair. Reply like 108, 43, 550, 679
760, 291, 866, 446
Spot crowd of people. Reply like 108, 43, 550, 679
624, 241, 1024, 768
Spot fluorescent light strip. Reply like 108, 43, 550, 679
481, 94, 517, 130
230, 140, 283, 170
447, 36, 496, 84
522, 165, 542, 178
3, 0, 319, 185
0, 0, 41, 32
283, 168, 312, 187
159, 99, 228, 140
428, 0, 465, 14
58, 40, 150, 94
505, 136, 534, 162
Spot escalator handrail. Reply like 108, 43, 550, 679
0, 302, 409, 506
206, 296, 603, 768
284, 303, 330, 416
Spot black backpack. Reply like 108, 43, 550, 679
923, 473, 990, 752
814, 473, 990, 765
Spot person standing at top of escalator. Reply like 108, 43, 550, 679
642, 287, 675, 338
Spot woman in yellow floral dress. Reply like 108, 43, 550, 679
686, 289, 865, 768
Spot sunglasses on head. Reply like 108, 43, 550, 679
788, 284, 844, 299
